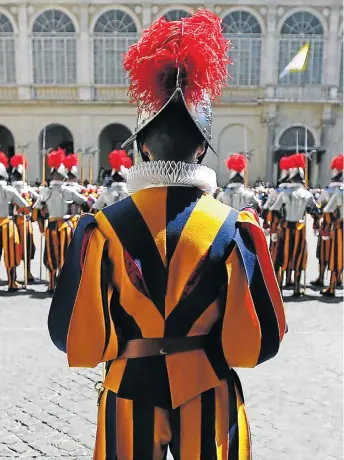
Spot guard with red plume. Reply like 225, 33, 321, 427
225, 153, 248, 182
122, 9, 230, 159
63, 154, 79, 179
108, 150, 132, 180
288, 153, 306, 182
331, 153, 344, 179
10, 154, 28, 178
47, 148, 68, 179
0, 151, 9, 179
279, 156, 291, 183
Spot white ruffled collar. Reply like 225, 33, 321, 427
126, 161, 217, 195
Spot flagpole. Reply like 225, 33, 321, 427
303, 127, 309, 294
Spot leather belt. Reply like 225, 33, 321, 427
117, 335, 207, 360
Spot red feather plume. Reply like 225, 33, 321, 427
123, 9, 230, 113
225, 154, 247, 172
0, 151, 9, 168
279, 156, 290, 171
331, 154, 344, 171
47, 149, 66, 169
109, 150, 130, 171
289, 153, 306, 170
10, 154, 28, 169
63, 154, 78, 171
122, 156, 133, 169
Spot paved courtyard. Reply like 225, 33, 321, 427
0, 222, 343, 459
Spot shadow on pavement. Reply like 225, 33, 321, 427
283, 293, 343, 304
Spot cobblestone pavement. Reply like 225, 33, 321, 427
0, 222, 343, 460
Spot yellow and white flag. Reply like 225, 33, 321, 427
279, 42, 310, 80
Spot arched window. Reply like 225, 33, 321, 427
32, 10, 76, 85
279, 12, 324, 85
163, 10, 191, 21
222, 11, 262, 86
279, 126, 315, 151
0, 13, 15, 84
93, 10, 138, 85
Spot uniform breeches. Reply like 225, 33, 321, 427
44, 220, 73, 272
15, 216, 36, 261
278, 222, 307, 274
0, 218, 21, 269
94, 371, 251, 460
329, 220, 343, 274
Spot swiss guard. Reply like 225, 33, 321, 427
49, 10, 286, 459
263, 156, 292, 285
34, 149, 88, 293
319, 154, 344, 297
216, 153, 261, 211
312, 154, 343, 292
0, 152, 29, 290
270, 153, 318, 296
10, 154, 39, 283
92, 150, 132, 211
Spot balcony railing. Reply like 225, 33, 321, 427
0, 85, 18, 100
0, 84, 342, 104
265, 85, 341, 103
32, 86, 79, 101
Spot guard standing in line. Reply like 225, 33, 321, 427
216, 153, 261, 211
10, 154, 39, 283
319, 154, 344, 297
270, 153, 318, 296
49, 10, 286, 459
312, 154, 344, 289
0, 152, 30, 291
34, 149, 88, 293
92, 150, 132, 211
263, 156, 292, 286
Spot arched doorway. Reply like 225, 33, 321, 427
38, 124, 74, 179
218, 124, 254, 186
0, 125, 15, 158
98, 123, 132, 170
274, 125, 323, 186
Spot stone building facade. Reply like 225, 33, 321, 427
0, 1, 342, 185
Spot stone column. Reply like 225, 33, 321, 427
141, 3, 152, 28
262, 104, 278, 183
16, 5, 31, 100
78, 6, 92, 100
261, 6, 278, 86
319, 106, 336, 186
323, 7, 340, 86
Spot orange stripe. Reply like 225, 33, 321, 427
180, 392, 201, 460
222, 248, 261, 367
93, 388, 107, 460
67, 228, 114, 367
131, 188, 167, 267
282, 226, 290, 272
215, 381, 229, 458
116, 397, 133, 460
153, 408, 171, 459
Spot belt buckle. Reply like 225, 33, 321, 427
160, 348, 167, 355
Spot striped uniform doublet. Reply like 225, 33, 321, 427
95, 371, 250, 460
49, 187, 286, 460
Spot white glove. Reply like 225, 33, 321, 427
271, 233, 278, 242
264, 228, 270, 237
313, 229, 319, 237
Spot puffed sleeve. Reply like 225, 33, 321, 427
48, 214, 118, 368
222, 209, 286, 368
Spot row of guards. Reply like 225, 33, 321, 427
0, 148, 132, 292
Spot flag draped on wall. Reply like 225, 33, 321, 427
279, 42, 310, 80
